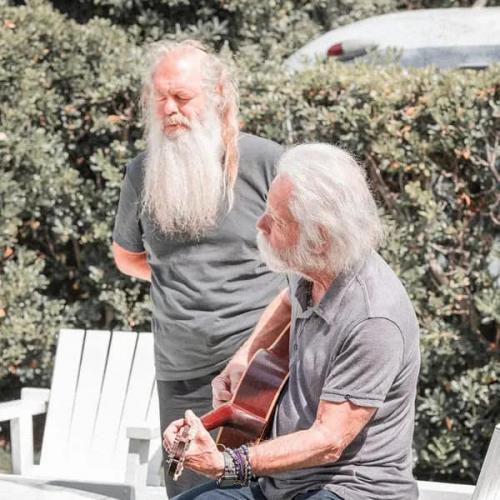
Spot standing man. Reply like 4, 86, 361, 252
112, 40, 285, 496
164, 144, 421, 500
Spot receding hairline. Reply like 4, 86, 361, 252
152, 45, 209, 75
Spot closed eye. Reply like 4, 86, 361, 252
176, 94, 194, 102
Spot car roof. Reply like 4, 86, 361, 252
285, 7, 500, 70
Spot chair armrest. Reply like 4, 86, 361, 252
127, 422, 160, 440
126, 422, 161, 487
0, 391, 49, 475
0, 399, 47, 422
418, 480, 474, 500
21, 387, 50, 404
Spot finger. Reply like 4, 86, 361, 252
162, 418, 184, 439
211, 376, 230, 393
229, 373, 242, 391
184, 409, 200, 428
186, 409, 207, 440
215, 389, 232, 402
162, 419, 186, 451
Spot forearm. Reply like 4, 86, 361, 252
249, 424, 343, 475
248, 400, 375, 476
119, 257, 151, 281
112, 242, 152, 282
231, 288, 291, 365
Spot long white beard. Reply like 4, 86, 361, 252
142, 110, 227, 238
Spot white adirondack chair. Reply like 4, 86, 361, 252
1, 328, 499, 500
0, 329, 164, 500
417, 421, 500, 500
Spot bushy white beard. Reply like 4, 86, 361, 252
257, 231, 325, 278
142, 109, 226, 238
257, 232, 298, 273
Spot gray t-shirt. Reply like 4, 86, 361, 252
260, 252, 420, 500
113, 133, 285, 381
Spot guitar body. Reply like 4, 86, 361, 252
200, 323, 290, 448
166, 323, 290, 479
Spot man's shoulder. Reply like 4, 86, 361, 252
123, 151, 146, 189
238, 132, 284, 164
356, 252, 410, 308
347, 252, 419, 339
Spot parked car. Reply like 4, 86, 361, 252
285, 7, 500, 71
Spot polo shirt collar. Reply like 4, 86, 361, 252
294, 258, 367, 325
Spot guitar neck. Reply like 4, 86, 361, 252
201, 404, 234, 431
201, 403, 267, 435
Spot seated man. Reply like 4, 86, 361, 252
163, 144, 421, 500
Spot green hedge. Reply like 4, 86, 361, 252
0, 0, 499, 484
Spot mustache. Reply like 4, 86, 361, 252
163, 115, 191, 127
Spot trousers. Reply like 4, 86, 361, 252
157, 372, 220, 498
171, 480, 344, 500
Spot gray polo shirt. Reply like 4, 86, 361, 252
113, 133, 285, 381
260, 252, 420, 500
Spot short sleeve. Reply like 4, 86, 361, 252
263, 143, 284, 190
112, 170, 145, 253
321, 318, 404, 408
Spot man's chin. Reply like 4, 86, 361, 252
163, 123, 189, 136
257, 235, 291, 273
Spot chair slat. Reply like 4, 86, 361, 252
88, 330, 139, 480
113, 332, 156, 472
39, 329, 85, 472
65, 330, 111, 473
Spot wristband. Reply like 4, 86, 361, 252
216, 450, 240, 488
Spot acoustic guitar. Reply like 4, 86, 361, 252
166, 323, 290, 479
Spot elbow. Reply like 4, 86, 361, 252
112, 242, 150, 281
114, 258, 127, 276
112, 247, 126, 275
314, 425, 345, 464
112, 242, 134, 277
322, 444, 343, 464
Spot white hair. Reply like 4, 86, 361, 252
142, 107, 224, 238
138, 40, 241, 238
141, 40, 240, 193
277, 143, 384, 275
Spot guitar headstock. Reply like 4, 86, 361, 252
166, 424, 193, 481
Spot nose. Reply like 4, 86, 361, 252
162, 97, 178, 116
256, 214, 270, 235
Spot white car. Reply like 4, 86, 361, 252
285, 7, 500, 71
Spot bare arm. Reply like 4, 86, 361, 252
233, 288, 291, 364
163, 399, 376, 478
212, 288, 291, 407
249, 400, 376, 474
112, 241, 151, 282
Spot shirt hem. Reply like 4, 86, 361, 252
155, 358, 228, 382
112, 233, 145, 253
321, 390, 383, 408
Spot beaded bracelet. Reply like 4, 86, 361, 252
227, 447, 245, 483
218, 445, 254, 487
238, 444, 254, 482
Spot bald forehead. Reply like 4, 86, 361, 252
154, 47, 207, 81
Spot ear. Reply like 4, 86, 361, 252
310, 225, 330, 256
